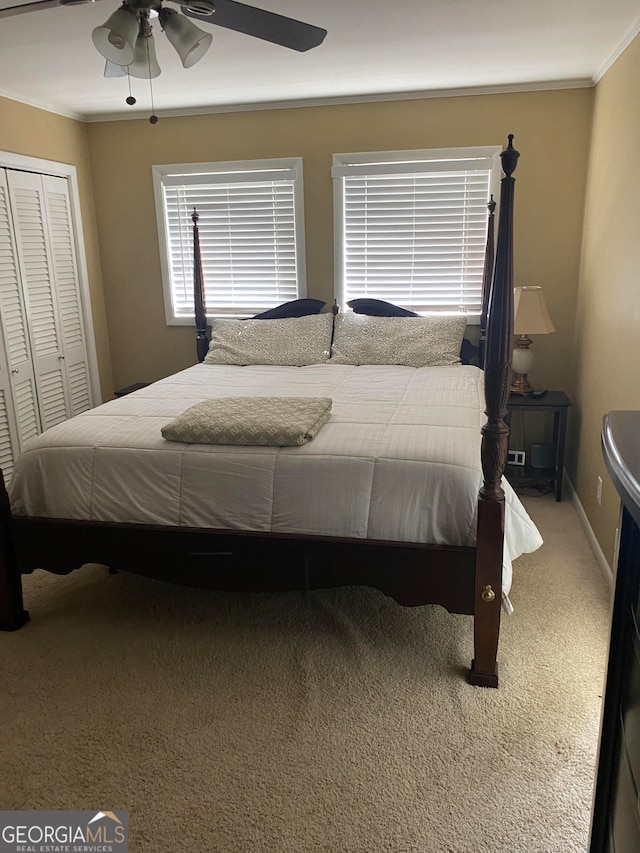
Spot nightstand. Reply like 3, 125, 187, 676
505, 391, 572, 501
114, 382, 150, 398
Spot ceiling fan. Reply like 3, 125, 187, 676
0, 1, 327, 81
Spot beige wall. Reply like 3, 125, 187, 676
87, 88, 593, 394
572, 34, 640, 566
0, 95, 113, 400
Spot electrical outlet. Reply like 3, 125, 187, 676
507, 450, 526, 466
596, 476, 603, 506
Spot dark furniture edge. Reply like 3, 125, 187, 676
590, 411, 640, 850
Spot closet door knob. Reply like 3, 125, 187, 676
58, 355, 65, 360
11, 368, 19, 374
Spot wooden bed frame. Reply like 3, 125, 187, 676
0, 136, 518, 688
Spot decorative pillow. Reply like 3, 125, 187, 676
330, 313, 467, 367
252, 298, 325, 319
347, 298, 419, 318
161, 396, 332, 446
204, 312, 333, 366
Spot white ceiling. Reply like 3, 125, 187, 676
0, 0, 639, 122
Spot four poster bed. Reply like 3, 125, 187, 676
0, 136, 541, 687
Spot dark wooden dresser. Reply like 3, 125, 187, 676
590, 411, 640, 851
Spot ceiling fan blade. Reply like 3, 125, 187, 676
180, 0, 327, 52
0, 0, 95, 20
0, 0, 58, 19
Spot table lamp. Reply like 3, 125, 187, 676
511, 286, 555, 395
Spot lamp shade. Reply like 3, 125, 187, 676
92, 6, 139, 66
513, 286, 555, 335
127, 33, 161, 79
160, 8, 213, 68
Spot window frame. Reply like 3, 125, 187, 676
153, 157, 307, 325
332, 146, 502, 322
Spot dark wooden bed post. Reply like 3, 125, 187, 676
0, 476, 28, 630
469, 136, 519, 687
193, 208, 208, 363
479, 195, 496, 368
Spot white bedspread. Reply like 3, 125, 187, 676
9, 363, 542, 596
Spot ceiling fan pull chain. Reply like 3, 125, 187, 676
126, 68, 136, 107
148, 39, 158, 124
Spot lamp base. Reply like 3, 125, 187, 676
511, 335, 534, 395
511, 372, 534, 395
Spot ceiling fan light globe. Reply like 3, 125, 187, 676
160, 8, 213, 68
92, 7, 139, 66
127, 33, 162, 79
108, 33, 126, 50
180, 31, 213, 68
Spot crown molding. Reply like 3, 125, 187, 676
0, 87, 85, 122
83, 78, 593, 123
592, 13, 640, 83
0, 76, 596, 125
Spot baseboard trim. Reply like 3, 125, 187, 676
564, 475, 613, 587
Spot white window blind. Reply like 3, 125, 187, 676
333, 148, 500, 318
154, 160, 305, 323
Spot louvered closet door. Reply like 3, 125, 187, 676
0, 170, 38, 474
41, 175, 92, 416
7, 169, 71, 430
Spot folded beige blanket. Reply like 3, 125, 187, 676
161, 396, 332, 446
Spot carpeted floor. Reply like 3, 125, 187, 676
1, 495, 610, 852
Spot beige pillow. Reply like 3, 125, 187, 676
204, 313, 333, 366
161, 397, 332, 446
330, 313, 467, 367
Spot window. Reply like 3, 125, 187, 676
332, 147, 501, 320
153, 158, 306, 324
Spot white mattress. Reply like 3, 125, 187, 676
9, 363, 542, 597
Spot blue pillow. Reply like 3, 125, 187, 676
347, 298, 419, 318
253, 298, 326, 320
